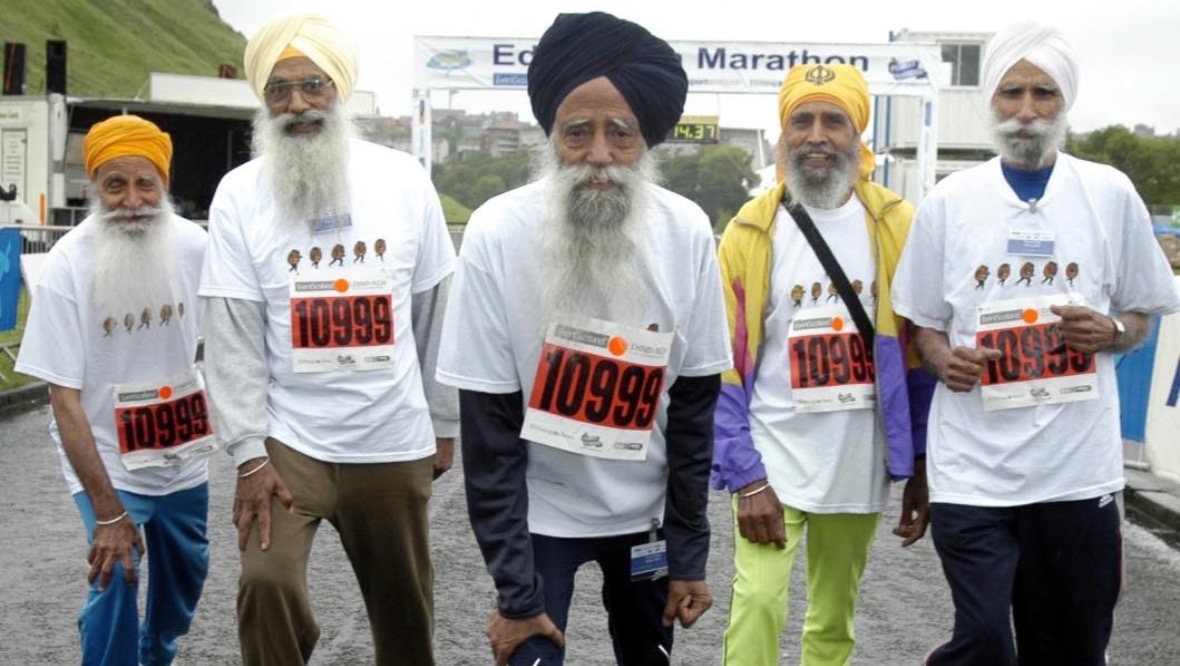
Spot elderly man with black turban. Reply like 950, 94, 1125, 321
199, 13, 458, 666
437, 11, 731, 666
16, 114, 211, 666
893, 21, 1180, 665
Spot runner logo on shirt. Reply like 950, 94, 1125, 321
523, 315, 672, 461
113, 369, 217, 470
787, 304, 876, 412
289, 268, 395, 373
975, 294, 1097, 410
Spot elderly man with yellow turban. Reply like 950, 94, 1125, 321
712, 63, 933, 665
437, 11, 731, 666
893, 22, 1180, 665
198, 13, 457, 666
16, 114, 212, 666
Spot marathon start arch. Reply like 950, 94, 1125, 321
412, 36, 941, 197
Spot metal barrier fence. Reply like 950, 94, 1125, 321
0, 224, 77, 256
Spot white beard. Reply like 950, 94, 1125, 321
990, 111, 1068, 169
783, 136, 860, 210
252, 104, 354, 226
535, 142, 659, 326
90, 197, 179, 320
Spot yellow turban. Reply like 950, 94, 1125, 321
83, 114, 172, 186
776, 64, 874, 182
245, 13, 358, 103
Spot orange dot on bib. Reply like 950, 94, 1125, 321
608, 336, 628, 356
158, 386, 173, 400
1022, 309, 1038, 324
831, 317, 845, 332
333, 279, 350, 293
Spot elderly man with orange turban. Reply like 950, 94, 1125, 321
198, 13, 457, 666
16, 114, 212, 666
712, 63, 934, 665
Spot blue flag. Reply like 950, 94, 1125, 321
0, 229, 21, 332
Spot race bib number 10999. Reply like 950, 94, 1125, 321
289, 269, 395, 373
523, 315, 673, 461
113, 369, 217, 470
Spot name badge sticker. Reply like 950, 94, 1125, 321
310, 211, 353, 234
1006, 230, 1056, 257
630, 541, 669, 582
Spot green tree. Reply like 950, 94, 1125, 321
433, 150, 535, 211
1067, 126, 1180, 206
659, 145, 759, 230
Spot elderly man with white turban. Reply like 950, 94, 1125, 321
17, 115, 211, 666
198, 13, 457, 666
892, 21, 1180, 665
437, 11, 731, 666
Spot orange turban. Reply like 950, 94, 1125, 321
83, 115, 172, 186
776, 64, 874, 182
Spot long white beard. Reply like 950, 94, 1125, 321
783, 137, 860, 210
91, 197, 179, 320
990, 112, 1068, 169
536, 143, 659, 326
252, 105, 354, 226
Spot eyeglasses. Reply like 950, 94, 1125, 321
263, 77, 334, 103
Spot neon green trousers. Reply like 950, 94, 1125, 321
722, 503, 879, 666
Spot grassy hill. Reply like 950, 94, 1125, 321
0, 0, 246, 98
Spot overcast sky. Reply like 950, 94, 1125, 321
212, 0, 1179, 141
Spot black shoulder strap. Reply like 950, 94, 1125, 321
781, 191, 875, 350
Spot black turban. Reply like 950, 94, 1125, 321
528, 12, 687, 148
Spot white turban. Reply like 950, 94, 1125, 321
981, 21, 1078, 112
244, 14, 358, 103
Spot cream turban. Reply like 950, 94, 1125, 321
244, 14, 358, 103
981, 21, 1078, 112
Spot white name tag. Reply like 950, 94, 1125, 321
1006, 230, 1056, 257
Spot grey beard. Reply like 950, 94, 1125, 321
252, 105, 354, 225
783, 138, 859, 210
535, 142, 660, 325
90, 196, 179, 318
991, 112, 1068, 169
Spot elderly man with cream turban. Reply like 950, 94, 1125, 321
16, 114, 211, 666
436, 11, 731, 666
199, 13, 458, 666
892, 21, 1180, 665
712, 63, 932, 666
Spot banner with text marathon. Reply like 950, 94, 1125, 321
414, 37, 941, 98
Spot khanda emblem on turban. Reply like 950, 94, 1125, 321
805, 65, 838, 86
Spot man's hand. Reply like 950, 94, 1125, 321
893, 457, 929, 547
433, 437, 455, 480
233, 457, 294, 552
735, 480, 785, 549
935, 346, 1002, 392
87, 516, 145, 590
663, 579, 713, 628
485, 610, 564, 666
1049, 305, 1117, 354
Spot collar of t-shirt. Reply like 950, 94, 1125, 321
799, 191, 864, 224
1001, 160, 1055, 205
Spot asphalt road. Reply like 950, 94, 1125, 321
3, 404, 1180, 665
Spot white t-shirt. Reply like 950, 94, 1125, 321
436, 180, 732, 537
16, 215, 209, 496
893, 154, 1180, 506
199, 139, 455, 463
750, 197, 888, 513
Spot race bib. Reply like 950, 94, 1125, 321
975, 294, 1097, 411
787, 305, 876, 412
289, 268, 395, 373
523, 315, 672, 461
113, 369, 217, 470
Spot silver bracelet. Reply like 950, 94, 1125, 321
238, 458, 270, 479
94, 511, 128, 527
738, 483, 772, 499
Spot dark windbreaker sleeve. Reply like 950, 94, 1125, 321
663, 373, 722, 580
459, 389, 545, 618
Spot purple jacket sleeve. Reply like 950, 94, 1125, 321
710, 381, 768, 493
907, 368, 936, 457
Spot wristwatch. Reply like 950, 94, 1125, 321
1111, 317, 1126, 347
